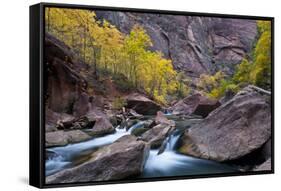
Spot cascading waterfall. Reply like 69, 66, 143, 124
164, 131, 181, 151
141, 130, 237, 178
45, 121, 143, 176
127, 121, 144, 133
46, 119, 237, 177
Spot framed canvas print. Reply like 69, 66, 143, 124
29, 2, 274, 188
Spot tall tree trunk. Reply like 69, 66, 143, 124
47, 8, 50, 32
93, 48, 97, 78
83, 27, 86, 63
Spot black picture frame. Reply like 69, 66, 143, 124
30, 2, 274, 189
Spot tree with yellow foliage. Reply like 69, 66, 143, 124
198, 20, 272, 98
250, 21, 271, 89
197, 71, 225, 94
45, 8, 187, 104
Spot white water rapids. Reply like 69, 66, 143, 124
46, 120, 237, 177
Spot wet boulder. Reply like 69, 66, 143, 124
131, 127, 150, 137
171, 93, 220, 118
45, 130, 92, 147
45, 109, 75, 132
179, 86, 271, 162
155, 111, 175, 126
88, 116, 115, 136
46, 135, 150, 183
56, 115, 76, 130
128, 109, 143, 119
126, 93, 161, 115
141, 124, 175, 149
125, 119, 140, 131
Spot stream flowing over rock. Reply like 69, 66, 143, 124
179, 86, 271, 162
171, 93, 220, 117
141, 124, 175, 149
126, 93, 161, 115
46, 135, 150, 183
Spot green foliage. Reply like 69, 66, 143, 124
112, 73, 134, 92
175, 72, 190, 98
233, 59, 251, 84
250, 21, 271, 89
197, 71, 240, 99
233, 20, 271, 90
112, 97, 127, 110
198, 20, 271, 98
197, 71, 225, 96
209, 80, 239, 98
236, 21, 271, 89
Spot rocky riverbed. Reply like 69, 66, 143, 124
45, 85, 272, 183
44, 31, 272, 184
46, 111, 238, 184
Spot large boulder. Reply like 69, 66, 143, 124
46, 135, 150, 183
56, 115, 76, 130
128, 109, 143, 119
155, 111, 175, 126
45, 109, 78, 132
171, 93, 220, 117
89, 116, 115, 136
45, 109, 60, 132
141, 124, 174, 148
126, 93, 161, 115
179, 86, 271, 162
46, 130, 91, 147
260, 139, 272, 162
219, 89, 236, 104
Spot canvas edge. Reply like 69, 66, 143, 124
29, 2, 275, 189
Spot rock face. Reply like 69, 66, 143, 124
126, 93, 161, 115
219, 89, 236, 104
46, 130, 92, 147
45, 109, 60, 132
179, 86, 271, 162
260, 139, 272, 162
45, 33, 89, 116
72, 92, 92, 117
95, 11, 257, 77
46, 135, 149, 183
171, 93, 220, 117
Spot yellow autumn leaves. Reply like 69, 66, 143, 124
45, 8, 188, 104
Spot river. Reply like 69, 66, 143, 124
46, 117, 238, 178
